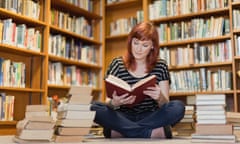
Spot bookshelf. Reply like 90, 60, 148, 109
104, 0, 240, 112
0, 0, 104, 135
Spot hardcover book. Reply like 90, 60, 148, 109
105, 74, 156, 107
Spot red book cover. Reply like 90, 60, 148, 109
105, 75, 156, 107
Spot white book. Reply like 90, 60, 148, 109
196, 110, 225, 115
197, 114, 226, 120
196, 100, 226, 105
197, 119, 226, 124
196, 94, 225, 101
191, 133, 236, 140
197, 105, 225, 111
56, 119, 94, 127
57, 110, 95, 120
57, 103, 90, 112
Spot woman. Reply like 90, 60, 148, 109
91, 22, 185, 138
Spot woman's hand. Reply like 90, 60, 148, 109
111, 91, 136, 107
143, 84, 162, 101
143, 83, 169, 106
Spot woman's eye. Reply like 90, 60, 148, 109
134, 41, 139, 45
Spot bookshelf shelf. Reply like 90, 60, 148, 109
0, 87, 45, 92
48, 55, 102, 69
106, 0, 141, 9
160, 35, 231, 47
51, 0, 102, 19
105, 34, 128, 40
151, 7, 229, 23
0, 8, 46, 26
170, 91, 235, 97
49, 25, 101, 45
0, 44, 45, 56
168, 61, 232, 70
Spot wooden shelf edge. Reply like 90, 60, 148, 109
170, 90, 234, 96
0, 87, 45, 92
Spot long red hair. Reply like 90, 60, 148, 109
124, 22, 159, 72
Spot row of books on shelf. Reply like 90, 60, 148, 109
51, 9, 93, 38
0, 58, 26, 88
157, 16, 230, 42
170, 68, 232, 92
0, 0, 40, 20
0, 18, 42, 52
148, 0, 228, 20
48, 62, 98, 88
232, 9, 240, 29
159, 40, 232, 67
109, 17, 138, 36
65, 0, 94, 12
49, 34, 98, 64
0, 93, 15, 121
13, 86, 96, 143
106, 0, 126, 4
234, 35, 240, 56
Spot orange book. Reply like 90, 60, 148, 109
105, 75, 156, 107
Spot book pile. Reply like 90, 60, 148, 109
173, 105, 195, 136
191, 94, 236, 143
226, 112, 240, 141
13, 105, 55, 143
54, 86, 96, 143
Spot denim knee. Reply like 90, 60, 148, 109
170, 100, 185, 125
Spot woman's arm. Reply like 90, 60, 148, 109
157, 80, 170, 107
143, 80, 170, 107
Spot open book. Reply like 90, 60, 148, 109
105, 75, 157, 107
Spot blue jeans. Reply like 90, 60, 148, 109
90, 100, 185, 138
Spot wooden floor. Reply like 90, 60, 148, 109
0, 135, 206, 144
1, 135, 239, 144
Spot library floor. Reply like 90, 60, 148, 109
1, 135, 240, 144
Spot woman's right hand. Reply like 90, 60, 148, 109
111, 91, 136, 107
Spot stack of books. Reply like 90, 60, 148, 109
226, 112, 240, 141
54, 86, 96, 143
13, 105, 55, 143
173, 105, 195, 136
191, 94, 236, 143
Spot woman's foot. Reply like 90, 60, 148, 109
150, 127, 165, 138
111, 130, 123, 138
151, 126, 172, 139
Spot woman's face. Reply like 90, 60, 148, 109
131, 38, 153, 61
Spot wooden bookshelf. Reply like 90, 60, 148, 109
0, 0, 104, 135
104, 0, 240, 112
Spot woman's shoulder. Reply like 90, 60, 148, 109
156, 58, 168, 66
110, 56, 124, 65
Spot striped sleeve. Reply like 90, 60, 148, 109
153, 59, 170, 83
104, 57, 121, 78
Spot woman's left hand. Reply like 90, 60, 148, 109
143, 84, 161, 101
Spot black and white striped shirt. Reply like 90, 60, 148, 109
105, 57, 170, 114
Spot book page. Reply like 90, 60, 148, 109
105, 75, 131, 91
131, 75, 156, 90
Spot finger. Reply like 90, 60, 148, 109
119, 93, 129, 99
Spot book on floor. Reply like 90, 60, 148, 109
54, 135, 85, 143
67, 86, 93, 104
195, 124, 233, 135
105, 74, 156, 107
55, 126, 91, 136
57, 110, 96, 120
56, 119, 94, 127
16, 129, 54, 140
